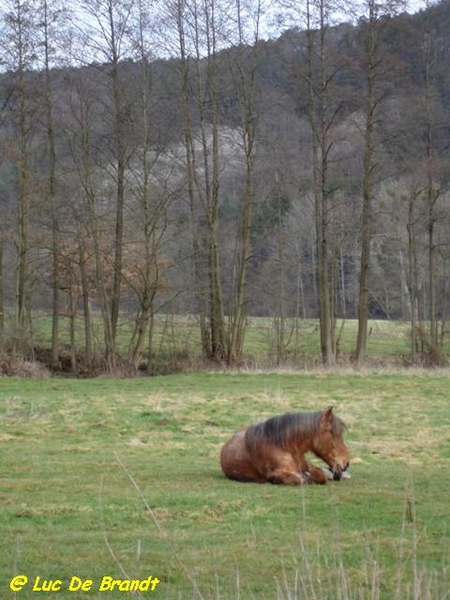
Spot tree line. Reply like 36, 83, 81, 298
0, 0, 450, 373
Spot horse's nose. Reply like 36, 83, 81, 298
333, 468, 342, 481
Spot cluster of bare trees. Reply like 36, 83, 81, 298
0, 0, 449, 373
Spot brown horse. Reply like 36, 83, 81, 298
220, 407, 349, 485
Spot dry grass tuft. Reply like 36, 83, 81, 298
0, 356, 51, 378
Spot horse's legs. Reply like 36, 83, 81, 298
268, 469, 309, 485
303, 463, 329, 484
265, 450, 310, 485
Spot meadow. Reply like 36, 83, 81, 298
26, 314, 419, 373
1, 370, 450, 599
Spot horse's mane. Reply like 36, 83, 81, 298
245, 411, 346, 449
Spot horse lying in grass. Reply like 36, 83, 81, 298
220, 407, 350, 485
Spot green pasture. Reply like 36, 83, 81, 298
28, 314, 417, 367
1, 371, 450, 599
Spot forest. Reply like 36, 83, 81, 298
0, 0, 450, 373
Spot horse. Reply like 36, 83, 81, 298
220, 407, 349, 485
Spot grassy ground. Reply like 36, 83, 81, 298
27, 314, 417, 368
1, 371, 450, 599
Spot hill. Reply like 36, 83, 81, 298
0, 0, 450, 371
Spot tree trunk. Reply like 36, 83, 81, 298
0, 234, 3, 339
108, 2, 126, 356
78, 242, 92, 371
15, 94, 31, 356
427, 187, 438, 348
176, 0, 226, 362
306, 3, 335, 366
355, 131, 373, 364
42, 0, 61, 371
407, 196, 418, 362
356, 0, 377, 365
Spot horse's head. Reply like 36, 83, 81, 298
313, 407, 350, 481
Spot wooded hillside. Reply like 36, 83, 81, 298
1, 0, 450, 372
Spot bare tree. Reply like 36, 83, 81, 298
421, 12, 443, 352
123, 0, 177, 372
0, 0, 40, 355
170, 0, 227, 361
355, 0, 405, 364
224, 0, 264, 363
64, 68, 112, 369
38, 0, 67, 369
301, 0, 346, 364
0, 233, 3, 338
73, 0, 136, 369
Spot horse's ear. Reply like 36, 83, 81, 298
319, 407, 334, 431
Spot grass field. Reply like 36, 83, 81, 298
1, 371, 450, 599
26, 314, 419, 369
